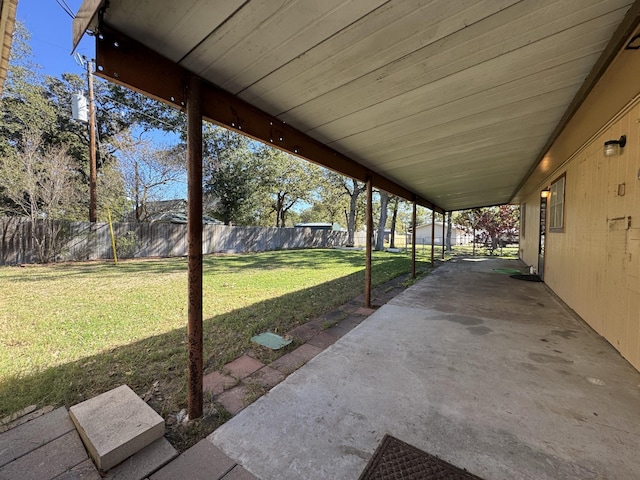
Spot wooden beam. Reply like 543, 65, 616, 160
187, 75, 203, 420
94, 24, 444, 213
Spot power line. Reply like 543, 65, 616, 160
55, 0, 75, 19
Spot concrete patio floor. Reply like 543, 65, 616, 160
209, 257, 640, 480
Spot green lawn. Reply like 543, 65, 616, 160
0, 249, 427, 421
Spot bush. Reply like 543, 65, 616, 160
116, 231, 138, 259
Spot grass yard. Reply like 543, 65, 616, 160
0, 249, 429, 430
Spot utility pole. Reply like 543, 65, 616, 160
88, 59, 97, 223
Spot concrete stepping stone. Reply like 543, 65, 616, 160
54, 459, 102, 480
217, 385, 251, 416
287, 323, 321, 342
150, 439, 235, 480
354, 306, 376, 316
203, 371, 238, 395
223, 355, 264, 380
246, 366, 285, 390
269, 344, 324, 375
221, 465, 259, 479
104, 437, 178, 480
307, 331, 339, 349
0, 406, 74, 468
70, 384, 164, 472
0, 430, 91, 480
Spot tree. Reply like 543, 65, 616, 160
388, 196, 400, 248
445, 211, 453, 252
0, 23, 57, 158
343, 178, 366, 246
114, 133, 185, 221
454, 208, 482, 255
258, 146, 321, 227
375, 191, 389, 250
201, 124, 265, 225
301, 170, 349, 225
0, 24, 132, 220
0, 130, 83, 262
454, 206, 520, 255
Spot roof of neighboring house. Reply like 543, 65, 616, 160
149, 211, 221, 225
132, 199, 221, 224
0, 0, 18, 95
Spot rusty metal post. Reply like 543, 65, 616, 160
430, 209, 435, 266
364, 176, 373, 308
441, 215, 446, 259
187, 75, 203, 419
411, 200, 417, 279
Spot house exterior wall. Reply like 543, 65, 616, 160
518, 93, 640, 371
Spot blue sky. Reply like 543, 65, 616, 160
17, 1, 92, 78
17, 1, 188, 199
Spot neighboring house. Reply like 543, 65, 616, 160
413, 222, 471, 246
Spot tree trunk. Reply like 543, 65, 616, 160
375, 191, 389, 251
345, 179, 364, 246
472, 227, 476, 255
389, 198, 398, 248
446, 211, 452, 252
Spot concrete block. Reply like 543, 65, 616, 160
69, 385, 164, 472
104, 438, 178, 480
0, 407, 74, 468
150, 439, 235, 480
0, 430, 89, 480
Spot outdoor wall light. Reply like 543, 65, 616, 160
540, 188, 550, 199
603, 135, 626, 157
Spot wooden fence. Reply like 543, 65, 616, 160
0, 218, 348, 265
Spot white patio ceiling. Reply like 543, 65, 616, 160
74, 0, 636, 211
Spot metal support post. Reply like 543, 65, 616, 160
430, 210, 435, 266
187, 75, 203, 419
364, 176, 373, 308
442, 216, 446, 259
411, 200, 417, 279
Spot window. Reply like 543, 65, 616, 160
548, 174, 565, 231
520, 203, 526, 238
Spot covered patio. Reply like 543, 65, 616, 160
207, 257, 640, 479
67, 1, 640, 477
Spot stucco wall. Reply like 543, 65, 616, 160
520, 101, 640, 370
